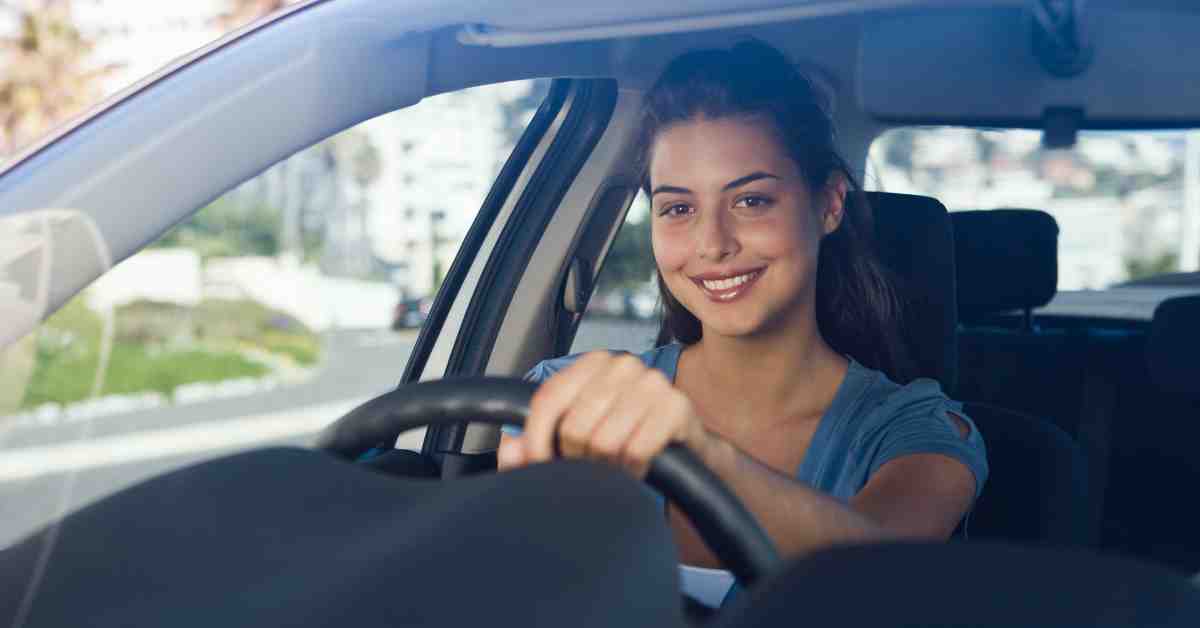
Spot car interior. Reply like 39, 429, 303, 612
3, 0, 1200, 626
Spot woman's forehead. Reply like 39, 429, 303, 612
649, 116, 799, 188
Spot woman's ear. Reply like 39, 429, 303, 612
821, 172, 849, 235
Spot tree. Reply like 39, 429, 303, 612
596, 218, 654, 292
152, 196, 281, 258
316, 129, 381, 277
1124, 251, 1179, 283
213, 0, 296, 30
0, 0, 121, 155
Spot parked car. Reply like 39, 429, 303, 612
391, 296, 432, 330
2, 1, 1199, 626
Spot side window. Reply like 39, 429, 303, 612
571, 191, 661, 354
0, 80, 548, 547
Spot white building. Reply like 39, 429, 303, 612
360, 81, 537, 297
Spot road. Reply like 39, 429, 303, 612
0, 319, 659, 547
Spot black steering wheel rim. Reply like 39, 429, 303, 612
316, 376, 780, 587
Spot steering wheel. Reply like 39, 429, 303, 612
316, 376, 780, 588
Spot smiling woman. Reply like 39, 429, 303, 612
498, 40, 987, 610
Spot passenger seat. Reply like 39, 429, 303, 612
949, 209, 1090, 546
1102, 295, 1200, 572
865, 197, 1087, 546
952, 209, 1089, 438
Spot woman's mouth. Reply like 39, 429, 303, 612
691, 268, 765, 303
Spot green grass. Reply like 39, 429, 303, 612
19, 296, 319, 409
102, 344, 267, 398
257, 330, 321, 366
22, 299, 105, 408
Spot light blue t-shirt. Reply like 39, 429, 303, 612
506, 343, 989, 606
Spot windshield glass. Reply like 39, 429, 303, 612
0, 79, 548, 548
867, 127, 1200, 318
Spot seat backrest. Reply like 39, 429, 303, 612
1146, 294, 1200, 401
1102, 295, 1200, 571
945, 209, 1092, 546
865, 192, 957, 389
950, 210, 1089, 436
962, 402, 1090, 546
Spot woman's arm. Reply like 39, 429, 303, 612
499, 351, 979, 565
674, 440, 976, 566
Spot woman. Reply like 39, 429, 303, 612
498, 40, 987, 607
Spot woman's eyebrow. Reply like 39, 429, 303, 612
650, 172, 780, 197
650, 184, 691, 197
723, 171, 780, 190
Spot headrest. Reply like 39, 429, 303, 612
1147, 295, 1200, 397
951, 209, 1059, 322
865, 192, 957, 391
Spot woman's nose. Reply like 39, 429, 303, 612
696, 209, 737, 261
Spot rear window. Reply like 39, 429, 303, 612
867, 127, 1200, 318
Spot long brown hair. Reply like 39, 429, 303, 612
637, 40, 916, 383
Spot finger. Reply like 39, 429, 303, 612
622, 393, 692, 479
523, 352, 615, 463
557, 354, 649, 459
497, 434, 526, 470
588, 369, 670, 466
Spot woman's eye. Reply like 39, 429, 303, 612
659, 203, 692, 218
734, 195, 772, 210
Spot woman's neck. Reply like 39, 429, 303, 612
684, 315, 848, 424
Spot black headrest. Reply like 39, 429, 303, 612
1148, 295, 1200, 397
865, 192, 957, 391
950, 209, 1059, 322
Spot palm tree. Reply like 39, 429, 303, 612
0, 0, 120, 156
214, 0, 297, 31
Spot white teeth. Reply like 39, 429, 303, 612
702, 271, 757, 291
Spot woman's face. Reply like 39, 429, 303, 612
649, 115, 845, 340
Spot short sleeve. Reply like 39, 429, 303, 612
499, 346, 680, 438
500, 355, 580, 437
859, 380, 989, 500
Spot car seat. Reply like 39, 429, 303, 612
867, 194, 1089, 546
1102, 294, 1200, 572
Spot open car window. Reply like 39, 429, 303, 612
571, 191, 661, 356
867, 127, 1200, 318
0, 79, 549, 549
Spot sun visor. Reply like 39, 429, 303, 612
859, 8, 1200, 128
0, 210, 111, 350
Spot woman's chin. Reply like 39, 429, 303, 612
698, 313, 770, 339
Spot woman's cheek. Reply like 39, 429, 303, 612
651, 227, 691, 272
746, 214, 817, 263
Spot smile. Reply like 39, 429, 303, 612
691, 268, 765, 303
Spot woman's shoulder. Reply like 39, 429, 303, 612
524, 343, 683, 383
838, 360, 989, 496
836, 360, 958, 421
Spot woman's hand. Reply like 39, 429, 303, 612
497, 351, 716, 479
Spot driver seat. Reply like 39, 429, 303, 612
866, 193, 1089, 546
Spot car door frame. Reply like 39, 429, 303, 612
405, 78, 620, 477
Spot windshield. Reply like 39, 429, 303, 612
867, 127, 1200, 318
0, 79, 548, 548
